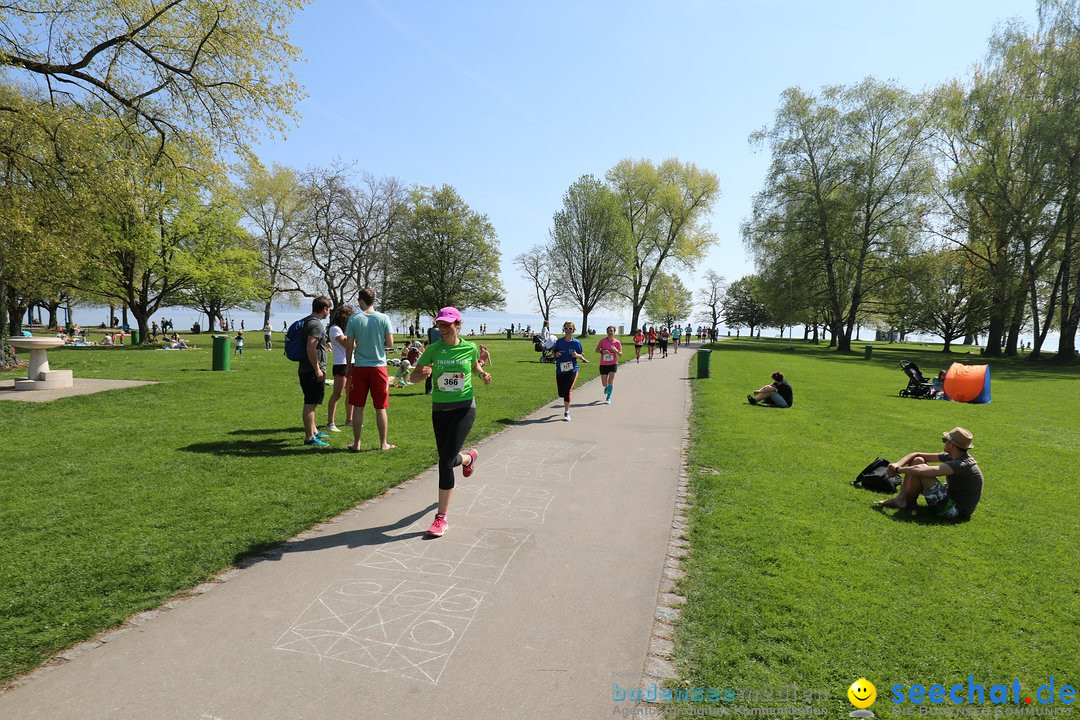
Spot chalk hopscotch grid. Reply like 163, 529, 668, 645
357, 525, 530, 585
481, 439, 597, 485
275, 440, 586, 684
454, 484, 555, 523
274, 578, 486, 684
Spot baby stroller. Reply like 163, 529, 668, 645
899, 360, 935, 398
532, 334, 557, 363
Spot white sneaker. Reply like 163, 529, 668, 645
563, 412, 571, 422
604, 398, 611, 405
326, 424, 341, 433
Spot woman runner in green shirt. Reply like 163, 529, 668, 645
410, 306, 492, 537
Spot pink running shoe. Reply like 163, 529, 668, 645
462, 449, 478, 477
427, 513, 448, 537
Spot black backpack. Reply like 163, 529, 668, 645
284, 315, 314, 361
851, 457, 901, 493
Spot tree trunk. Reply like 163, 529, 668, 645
0, 274, 12, 367
1057, 201, 1079, 360
581, 310, 590, 339
6, 286, 27, 335
129, 308, 151, 345
263, 301, 272, 327
1005, 289, 1025, 357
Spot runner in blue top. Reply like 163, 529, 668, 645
553, 321, 586, 421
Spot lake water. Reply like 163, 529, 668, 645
35, 303, 1068, 348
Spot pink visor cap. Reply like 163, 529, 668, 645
434, 307, 462, 324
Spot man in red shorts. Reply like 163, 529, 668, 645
344, 288, 396, 451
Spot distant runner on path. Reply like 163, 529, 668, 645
671, 325, 681, 354
553, 321, 585, 421
633, 329, 644, 363
595, 326, 622, 405
410, 307, 491, 537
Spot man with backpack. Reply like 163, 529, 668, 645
872, 427, 984, 520
287, 296, 332, 447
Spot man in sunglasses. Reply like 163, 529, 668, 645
873, 426, 983, 519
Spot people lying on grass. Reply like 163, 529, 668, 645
163, 333, 189, 349
747, 371, 794, 408
872, 426, 983, 520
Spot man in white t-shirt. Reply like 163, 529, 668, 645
344, 287, 396, 451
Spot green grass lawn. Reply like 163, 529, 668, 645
0, 332, 604, 684
678, 339, 1079, 715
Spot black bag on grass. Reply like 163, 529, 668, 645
852, 457, 901, 493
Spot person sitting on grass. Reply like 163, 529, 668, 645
747, 371, 794, 408
931, 369, 948, 399
392, 360, 413, 387
872, 426, 983, 520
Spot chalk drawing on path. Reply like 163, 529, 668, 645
274, 578, 485, 684
357, 526, 529, 584
455, 484, 554, 523
480, 439, 596, 484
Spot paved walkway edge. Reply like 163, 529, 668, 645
639, 359, 694, 702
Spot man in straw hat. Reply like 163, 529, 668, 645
872, 427, 984, 519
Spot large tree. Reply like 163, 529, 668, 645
746, 80, 933, 352
695, 270, 726, 339
607, 158, 720, 333
179, 201, 267, 331
910, 249, 992, 352
388, 185, 505, 318
236, 159, 308, 325
0, 0, 308, 158
0, 86, 101, 339
644, 272, 694, 328
723, 275, 770, 337
291, 164, 355, 307
1036, 0, 1080, 359
933, 28, 1064, 358
75, 135, 219, 342
548, 175, 628, 336
515, 244, 562, 326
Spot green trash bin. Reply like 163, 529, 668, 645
697, 348, 712, 379
864, 345, 873, 360
130, 329, 140, 346
212, 335, 231, 371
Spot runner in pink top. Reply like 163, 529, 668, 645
594, 326, 623, 405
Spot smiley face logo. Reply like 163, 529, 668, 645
848, 679, 877, 709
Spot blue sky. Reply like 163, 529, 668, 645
254, 0, 1040, 317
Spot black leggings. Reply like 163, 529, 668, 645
556, 371, 577, 402
432, 406, 476, 490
